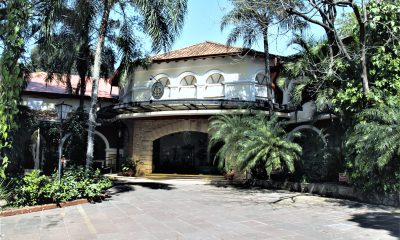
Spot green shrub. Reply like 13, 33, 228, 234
64, 166, 112, 199
8, 167, 112, 207
120, 159, 143, 176
11, 170, 52, 206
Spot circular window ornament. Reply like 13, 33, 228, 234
151, 81, 164, 99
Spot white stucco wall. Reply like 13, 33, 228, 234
120, 56, 276, 103
21, 95, 114, 112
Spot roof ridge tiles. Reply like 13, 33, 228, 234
152, 41, 245, 61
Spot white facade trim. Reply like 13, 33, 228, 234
117, 109, 290, 119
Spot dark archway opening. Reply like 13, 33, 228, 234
153, 131, 219, 174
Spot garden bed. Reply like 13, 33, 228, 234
0, 198, 89, 217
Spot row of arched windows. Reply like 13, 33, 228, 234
157, 73, 225, 87
156, 72, 269, 87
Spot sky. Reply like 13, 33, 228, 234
19, 0, 329, 63
161, 0, 327, 56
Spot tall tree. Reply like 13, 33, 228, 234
0, 0, 60, 177
285, 0, 400, 113
221, 0, 305, 105
85, 0, 188, 168
30, 0, 98, 107
284, 0, 370, 95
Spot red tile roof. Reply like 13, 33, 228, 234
25, 72, 119, 99
152, 41, 263, 61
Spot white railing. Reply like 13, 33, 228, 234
255, 85, 268, 99
123, 81, 275, 102
204, 84, 224, 98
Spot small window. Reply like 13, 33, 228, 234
256, 73, 267, 85
180, 75, 197, 86
27, 98, 44, 110
158, 77, 170, 87
206, 73, 224, 84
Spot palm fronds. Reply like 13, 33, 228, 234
132, 0, 187, 53
345, 104, 400, 192
209, 113, 302, 176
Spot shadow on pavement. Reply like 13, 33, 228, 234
322, 198, 399, 211
349, 212, 400, 237
107, 181, 136, 196
108, 180, 175, 196
209, 180, 285, 193
129, 181, 175, 190
210, 180, 399, 209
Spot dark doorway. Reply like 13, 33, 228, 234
153, 131, 219, 174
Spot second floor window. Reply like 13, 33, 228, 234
256, 73, 267, 85
206, 73, 224, 84
159, 77, 170, 87
180, 75, 197, 86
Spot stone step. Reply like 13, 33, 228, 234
145, 173, 225, 180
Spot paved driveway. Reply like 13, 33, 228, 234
1, 178, 399, 240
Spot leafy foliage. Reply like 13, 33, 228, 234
367, 0, 400, 106
209, 113, 302, 177
6, 106, 39, 175
11, 170, 52, 206
345, 104, 400, 193
221, 0, 305, 49
8, 167, 112, 207
64, 108, 88, 166
0, 0, 61, 178
0, 0, 31, 179
286, 1, 400, 114
282, 35, 349, 112
120, 158, 143, 177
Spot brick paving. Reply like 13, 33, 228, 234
0, 178, 399, 240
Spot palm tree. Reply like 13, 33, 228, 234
209, 113, 302, 177
30, 0, 97, 107
208, 114, 252, 171
221, 0, 305, 104
345, 104, 400, 192
85, 0, 188, 168
283, 34, 340, 111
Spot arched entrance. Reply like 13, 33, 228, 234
131, 118, 212, 174
152, 131, 218, 174
61, 131, 110, 167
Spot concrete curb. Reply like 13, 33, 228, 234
0, 199, 89, 217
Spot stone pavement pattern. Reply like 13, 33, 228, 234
0, 178, 399, 240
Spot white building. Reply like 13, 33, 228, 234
21, 72, 120, 171
98, 41, 326, 175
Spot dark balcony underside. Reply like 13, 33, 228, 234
98, 99, 295, 121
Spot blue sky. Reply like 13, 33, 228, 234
164, 0, 327, 56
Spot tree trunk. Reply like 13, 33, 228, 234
65, 68, 73, 94
86, 1, 110, 168
79, 75, 87, 107
354, 1, 369, 95
262, 28, 273, 109
77, 7, 92, 108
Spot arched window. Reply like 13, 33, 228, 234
180, 75, 197, 86
256, 72, 267, 85
158, 77, 170, 87
206, 73, 224, 84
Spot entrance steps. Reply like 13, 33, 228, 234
145, 173, 225, 181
